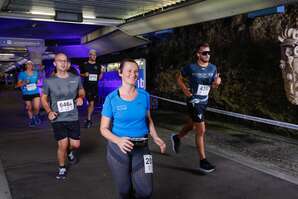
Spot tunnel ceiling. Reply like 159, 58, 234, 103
0, 0, 188, 72
0, 0, 189, 72
0, 18, 99, 39
0, 0, 187, 22
0, 0, 296, 72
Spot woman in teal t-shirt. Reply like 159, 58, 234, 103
100, 58, 166, 199
16, 60, 41, 127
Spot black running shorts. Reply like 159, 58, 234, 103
51, 120, 80, 141
22, 93, 40, 101
84, 84, 98, 102
186, 100, 207, 123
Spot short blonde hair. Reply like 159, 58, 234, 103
89, 49, 96, 55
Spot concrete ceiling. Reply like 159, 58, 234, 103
0, 0, 186, 25
0, 18, 99, 39
0, 0, 187, 72
0, 0, 297, 72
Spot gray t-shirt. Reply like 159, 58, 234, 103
42, 73, 83, 122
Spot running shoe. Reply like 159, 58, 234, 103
84, 120, 92, 128
199, 159, 215, 173
28, 118, 36, 127
33, 115, 41, 125
56, 167, 67, 179
170, 134, 181, 153
67, 150, 78, 165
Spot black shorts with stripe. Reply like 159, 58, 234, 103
186, 99, 208, 123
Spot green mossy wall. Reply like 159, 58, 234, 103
144, 4, 298, 124
99, 4, 298, 125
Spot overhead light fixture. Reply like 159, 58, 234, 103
29, 6, 55, 16
30, 10, 55, 16
0, 11, 124, 26
55, 10, 83, 22
0, 53, 15, 61
83, 15, 96, 19
83, 10, 96, 19
0, 53, 15, 56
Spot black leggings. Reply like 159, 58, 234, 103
106, 142, 153, 199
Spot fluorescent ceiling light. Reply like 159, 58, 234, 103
30, 6, 55, 16
83, 15, 96, 19
83, 10, 96, 19
0, 53, 15, 56
0, 12, 124, 26
30, 10, 55, 16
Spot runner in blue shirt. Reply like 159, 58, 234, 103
171, 42, 221, 173
100, 58, 166, 199
16, 60, 41, 127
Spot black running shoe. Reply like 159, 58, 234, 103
171, 134, 181, 153
28, 118, 36, 127
84, 120, 92, 128
199, 159, 215, 173
67, 150, 78, 165
33, 115, 41, 125
56, 167, 67, 179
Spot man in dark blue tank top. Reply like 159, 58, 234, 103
171, 42, 221, 173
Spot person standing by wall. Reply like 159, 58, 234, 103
171, 42, 221, 173
100, 58, 166, 199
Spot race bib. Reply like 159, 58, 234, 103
57, 99, 74, 113
26, 83, 37, 91
88, 74, 97, 81
196, 84, 210, 96
143, 155, 153, 174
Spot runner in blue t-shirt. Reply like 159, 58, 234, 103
16, 60, 41, 127
171, 42, 221, 173
100, 58, 166, 199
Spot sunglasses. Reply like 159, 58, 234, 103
199, 51, 211, 56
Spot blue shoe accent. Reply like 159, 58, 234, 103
33, 115, 41, 125
28, 118, 36, 127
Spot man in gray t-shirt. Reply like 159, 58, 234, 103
43, 74, 82, 122
41, 53, 85, 180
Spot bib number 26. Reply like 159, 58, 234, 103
143, 154, 153, 174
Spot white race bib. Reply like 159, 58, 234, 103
26, 83, 37, 91
88, 74, 98, 81
143, 155, 153, 174
57, 99, 74, 113
196, 84, 210, 96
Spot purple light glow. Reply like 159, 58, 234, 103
0, 18, 100, 39
47, 45, 90, 58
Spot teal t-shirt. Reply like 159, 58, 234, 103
18, 71, 39, 95
102, 88, 150, 138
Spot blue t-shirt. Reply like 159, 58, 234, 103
101, 88, 150, 138
181, 63, 217, 104
18, 71, 39, 95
